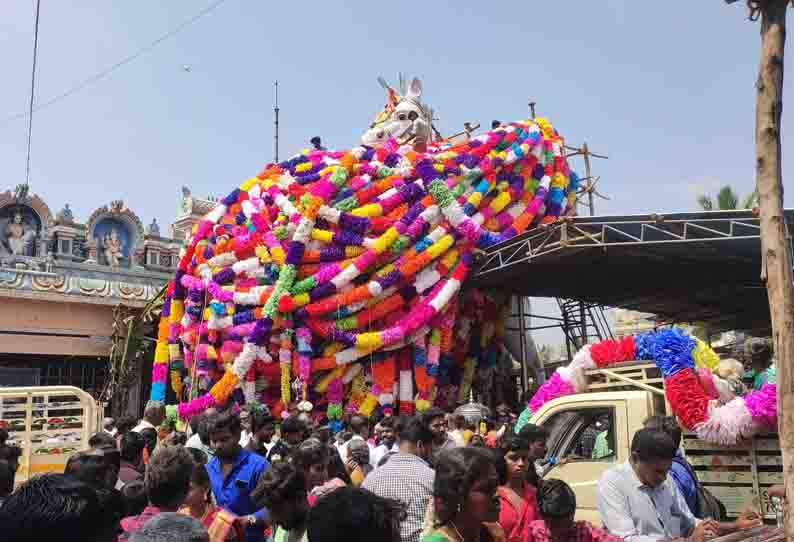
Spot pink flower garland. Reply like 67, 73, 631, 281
177, 393, 216, 420
744, 383, 777, 428
528, 371, 576, 413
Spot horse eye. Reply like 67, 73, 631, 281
398, 113, 407, 121
408, 111, 419, 121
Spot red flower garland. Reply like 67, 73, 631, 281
590, 336, 636, 368
664, 368, 709, 429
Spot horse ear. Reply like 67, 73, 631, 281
377, 77, 391, 92
407, 77, 423, 100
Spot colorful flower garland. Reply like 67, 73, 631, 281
516, 328, 777, 446
150, 118, 578, 423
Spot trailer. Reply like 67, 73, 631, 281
0, 386, 100, 483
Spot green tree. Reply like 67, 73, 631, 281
696, 185, 758, 210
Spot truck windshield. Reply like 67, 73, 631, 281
543, 407, 615, 463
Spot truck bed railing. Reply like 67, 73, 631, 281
585, 362, 664, 395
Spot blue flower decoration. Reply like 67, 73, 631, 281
650, 328, 695, 378
635, 331, 656, 360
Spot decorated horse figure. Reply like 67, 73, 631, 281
148, 77, 581, 430
362, 76, 435, 150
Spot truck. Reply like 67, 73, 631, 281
0, 386, 100, 483
530, 362, 782, 524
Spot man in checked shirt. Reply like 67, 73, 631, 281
362, 416, 435, 542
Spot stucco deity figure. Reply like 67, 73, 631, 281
103, 228, 124, 267
4, 211, 34, 256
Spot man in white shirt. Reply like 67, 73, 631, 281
132, 400, 165, 433
371, 416, 399, 467
338, 415, 373, 461
185, 412, 214, 459
598, 428, 760, 542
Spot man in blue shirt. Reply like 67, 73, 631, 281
207, 410, 271, 542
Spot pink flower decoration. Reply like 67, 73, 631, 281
528, 371, 576, 413
744, 384, 777, 428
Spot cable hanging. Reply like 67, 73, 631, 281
2, 0, 230, 127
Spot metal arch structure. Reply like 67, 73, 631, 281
470, 209, 794, 334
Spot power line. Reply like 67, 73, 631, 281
25, 0, 41, 185
2, 0, 230, 126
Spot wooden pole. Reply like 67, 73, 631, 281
754, 1, 794, 534
582, 142, 595, 217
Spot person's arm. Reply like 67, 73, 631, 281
596, 475, 666, 542
707, 510, 762, 535
769, 485, 786, 499
248, 462, 270, 526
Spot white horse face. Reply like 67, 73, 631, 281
361, 77, 432, 148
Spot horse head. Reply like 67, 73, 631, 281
361, 76, 434, 149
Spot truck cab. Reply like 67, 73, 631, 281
529, 362, 782, 523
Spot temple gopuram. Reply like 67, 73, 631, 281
0, 184, 214, 410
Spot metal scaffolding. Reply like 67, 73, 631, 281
471, 210, 794, 334
475, 211, 777, 277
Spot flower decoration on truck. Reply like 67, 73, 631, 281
517, 328, 777, 446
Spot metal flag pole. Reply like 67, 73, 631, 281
274, 80, 280, 163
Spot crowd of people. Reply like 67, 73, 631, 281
0, 399, 774, 542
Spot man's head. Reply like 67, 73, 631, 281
121, 431, 146, 466
144, 400, 166, 427
518, 423, 548, 461
291, 438, 329, 491
188, 414, 202, 436
121, 480, 148, 518
140, 427, 158, 457
281, 416, 306, 446
307, 487, 405, 542
643, 415, 682, 449
422, 408, 448, 445
115, 415, 137, 438
206, 411, 242, 460
0, 473, 116, 542
537, 479, 577, 539
102, 418, 115, 433
630, 428, 678, 488
398, 417, 434, 461
128, 512, 209, 542
87, 432, 121, 486
452, 414, 466, 431
64, 449, 114, 491
348, 439, 371, 467
349, 416, 369, 439
252, 462, 308, 530
251, 409, 276, 446
240, 407, 253, 434
145, 446, 194, 510
88, 431, 117, 450
379, 416, 397, 448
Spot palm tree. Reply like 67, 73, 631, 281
696, 185, 758, 211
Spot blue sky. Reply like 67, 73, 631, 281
1, 1, 791, 346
